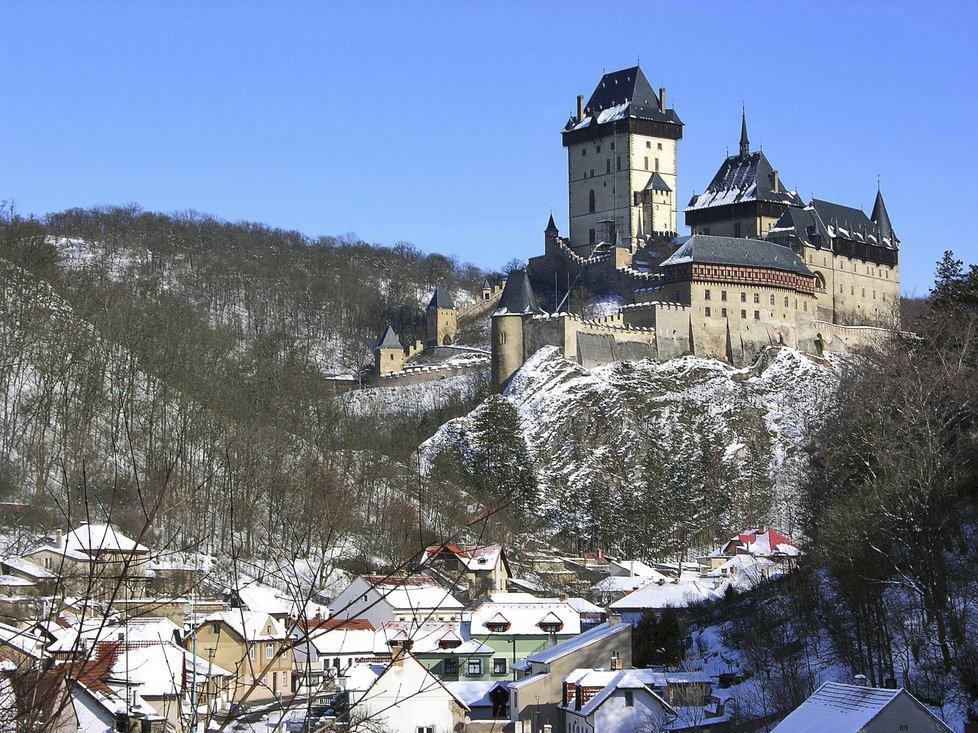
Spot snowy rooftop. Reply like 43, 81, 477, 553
25, 523, 149, 561
236, 582, 291, 616
421, 544, 504, 572
686, 150, 802, 212
447, 680, 508, 709
470, 599, 581, 637
361, 574, 465, 611
770, 682, 949, 733
525, 622, 629, 665
561, 668, 678, 717
200, 610, 286, 641
609, 578, 723, 611
378, 621, 493, 655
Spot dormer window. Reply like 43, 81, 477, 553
485, 613, 511, 633
537, 612, 564, 634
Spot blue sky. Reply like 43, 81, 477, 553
2, 0, 976, 295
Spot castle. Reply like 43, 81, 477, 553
493, 65, 901, 387
371, 65, 902, 390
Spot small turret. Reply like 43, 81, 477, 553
870, 187, 896, 245
739, 109, 750, 158
491, 271, 541, 389
426, 287, 458, 347
374, 325, 405, 376
545, 212, 559, 235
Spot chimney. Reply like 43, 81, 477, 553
55, 530, 63, 548
577, 95, 584, 121
659, 88, 666, 113
772, 170, 780, 192
854, 674, 868, 687
608, 612, 621, 627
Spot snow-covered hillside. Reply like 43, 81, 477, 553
424, 346, 840, 549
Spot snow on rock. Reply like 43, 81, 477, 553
424, 345, 840, 538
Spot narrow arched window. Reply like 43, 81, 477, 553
588, 189, 596, 213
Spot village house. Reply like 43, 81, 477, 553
509, 621, 632, 733
378, 620, 498, 683
469, 593, 583, 677
560, 668, 677, 733
187, 610, 291, 704
419, 543, 511, 601
341, 648, 469, 733
446, 680, 511, 732
699, 527, 801, 571
771, 681, 952, 733
21, 524, 150, 601
328, 574, 464, 628
290, 617, 379, 693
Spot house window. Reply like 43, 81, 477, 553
418, 728, 434, 733
444, 658, 459, 676
704, 289, 711, 301
741, 310, 747, 319
625, 690, 634, 707
212, 624, 220, 635
754, 311, 760, 320
704, 307, 711, 317
266, 643, 275, 660
467, 659, 482, 676
249, 645, 256, 661
44, 557, 52, 569
493, 658, 507, 675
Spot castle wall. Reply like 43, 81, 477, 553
802, 246, 900, 324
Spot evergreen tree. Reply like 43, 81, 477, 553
931, 250, 965, 304
464, 395, 538, 514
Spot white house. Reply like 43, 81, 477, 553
771, 681, 953, 733
561, 668, 676, 733
342, 650, 469, 733
329, 575, 464, 628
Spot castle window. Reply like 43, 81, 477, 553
596, 145, 601, 153
784, 296, 789, 307
721, 290, 727, 302
646, 141, 651, 148
616, 156, 621, 171
740, 292, 746, 303
704, 289, 711, 301
655, 158, 660, 171
610, 141, 615, 150
804, 300, 808, 311
705, 307, 711, 317
588, 190, 596, 213
590, 169, 594, 177
390, 354, 394, 360
721, 308, 728, 318
754, 311, 760, 320
862, 288, 866, 297
644, 157, 649, 170
658, 142, 663, 150
753, 293, 760, 304
851, 286, 855, 295
589, 228, 596, 244
741, 309, 747, 319
769, 294, 775, 306
582, 149, 586, 156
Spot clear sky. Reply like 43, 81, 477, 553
2, 0, 976, 295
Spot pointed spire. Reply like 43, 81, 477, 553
495, 270, 540, 315
545, 211, 558, 234
375, 324, 403, 351
870, 187, 894, 242
739, 106, 750, 157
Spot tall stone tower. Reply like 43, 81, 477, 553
491, 271, 541, 389
374, 325, 405, 376
426, 287, 458, 347
562, 66, 684, 255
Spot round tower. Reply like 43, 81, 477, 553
490, 270, 541, 389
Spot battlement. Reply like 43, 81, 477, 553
616, 264, 664, 281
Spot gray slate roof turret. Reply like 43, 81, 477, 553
428, 287, 455, 310
494, 270, 542, 315
375, 324, 403, 351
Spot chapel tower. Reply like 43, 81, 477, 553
562, 66, 683, 255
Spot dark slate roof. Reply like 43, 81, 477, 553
644, 172, 672, 193
686, 150, 803, 211
870, 189, 895, 242
375, 325, 403, 351
495, 270, 541, 315
563, 66, 683, 131
659, 235, 814, 278
428, 287, 455, 310
769, 198, 898, 250
546, 213, 559, 233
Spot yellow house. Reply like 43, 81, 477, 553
187, 611, 291, 703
